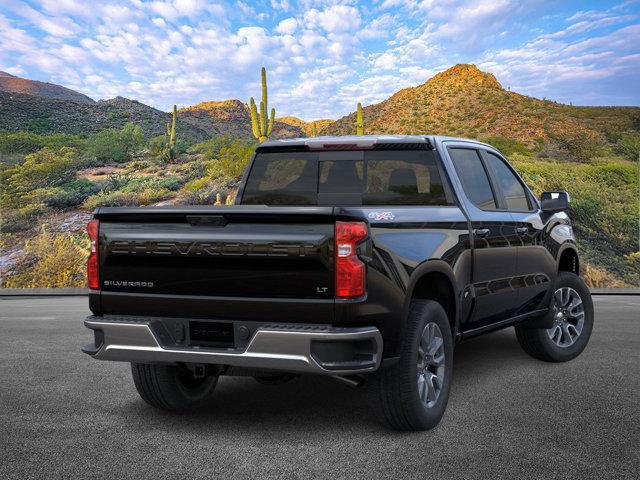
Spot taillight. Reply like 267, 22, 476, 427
87, 219, 99, 290
335, 221, 367, 298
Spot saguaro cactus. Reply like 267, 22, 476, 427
311, 122, 317, 137
249, 67, 275, 142
355, 102, 363, 135
165, 104, 177, 161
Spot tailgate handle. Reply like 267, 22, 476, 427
187, 215, 227, 227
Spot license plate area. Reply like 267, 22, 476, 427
189, 321, 235, 348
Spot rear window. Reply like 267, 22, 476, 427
242, 150, 451, 206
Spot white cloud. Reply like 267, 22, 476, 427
271, 0, 291, 11
304, 5, 361, 33
8, 2, 80, 37
276, 17, 298, 35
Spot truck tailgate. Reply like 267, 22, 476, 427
95, 206, 336, 301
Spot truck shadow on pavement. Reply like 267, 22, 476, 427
123, 328, 533, 433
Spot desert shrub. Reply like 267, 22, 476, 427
0, 147, 81, 208
83, 187, 171, 209
30, 179, 98, 209
175, 173, 238, 205
88, 123, 144, 162
0, 131, 88, 155
614, 133, 640, 160
192, 136, 256, 175
155, 176, 185, 191
174, 185, 221, 205
103, 173, 134, 192
552, 132, 603, 162
0, 203, 47, 233
148, 135, 167, 157
26, 117, 54, 134
483, 136, 531, 156
215, 142, 254, 178
582, 263, 629, 288
2, 227, 88, 288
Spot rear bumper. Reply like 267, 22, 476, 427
83, 316, 383, 375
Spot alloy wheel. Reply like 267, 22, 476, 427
417, 322, 446, 408
547, 287, 585, 348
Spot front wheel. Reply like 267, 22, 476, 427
515, 271, 594, 362
131, 363, 219, 411
368, 300, 453, 431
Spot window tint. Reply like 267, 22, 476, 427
243, 150, 450, 206
242, 153, 318, 205
484, 152, 530, 211
448, 148, 496, 209
363, 151, 447, 205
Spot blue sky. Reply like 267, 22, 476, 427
0, 0, 638, 120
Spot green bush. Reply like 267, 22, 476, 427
553, 132, 603, 162
615, 133, 640, 160
88, 123, 144, 162
83, 187, 171, 209
2, 227, 88, 288
483, 136, 531, 156
0, 203, 47, 232
30, 179, 99, 209
0, 131, 87, 154
148, 135, 167, 157
0, 147, 81, 208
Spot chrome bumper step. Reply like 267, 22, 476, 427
83, 316, 382, 375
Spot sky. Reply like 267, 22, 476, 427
0, 0, 638, 120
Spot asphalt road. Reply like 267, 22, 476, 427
1, 296, 638, 479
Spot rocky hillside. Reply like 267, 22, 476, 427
0, 91, 212, 142
0, 78, 304, 143
323, 64, 640, 146
276, 116, 334, 136
0, 71, 94, 104
179, 100, 303, 140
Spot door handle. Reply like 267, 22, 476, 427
516, 227, 529, 235
474, 228, 490, 238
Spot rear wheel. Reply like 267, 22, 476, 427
131, 363, 219, 411
368, 300, 453, 431
515, 271, 594, 362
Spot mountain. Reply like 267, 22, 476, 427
322, 64, 639, 146
0, 72, 302, 141
0, 91, 212, 142
276, 116, 334, 136
0, 71, 94, 104
178, 100, 303, 140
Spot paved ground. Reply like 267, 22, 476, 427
1, 296, 638, 479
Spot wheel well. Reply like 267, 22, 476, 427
559, 248, 579, 275
411, 272, 456, 333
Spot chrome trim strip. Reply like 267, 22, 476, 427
84, 319, 383, 375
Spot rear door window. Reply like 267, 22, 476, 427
448, 148, 497, 210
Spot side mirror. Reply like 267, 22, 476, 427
540, 191, 570, 213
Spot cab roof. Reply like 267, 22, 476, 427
258, 135, 493, 150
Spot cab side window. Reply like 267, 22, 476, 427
448, 148, 497, 210
483, 152, 531, 211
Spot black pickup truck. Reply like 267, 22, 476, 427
83, 135, 594, 430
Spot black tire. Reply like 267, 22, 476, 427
515, 271, 594, 363
368, 300, 453, 431
131, 363, 218, 412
